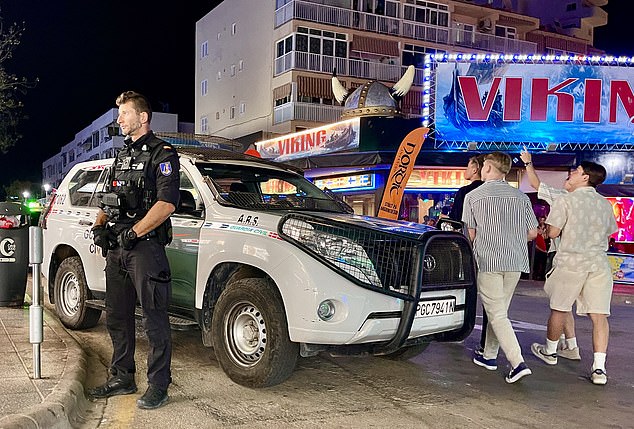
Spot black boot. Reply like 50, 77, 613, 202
88, 375, 137, 399
136, 384, 169, 409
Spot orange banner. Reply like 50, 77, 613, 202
377, 127, 429, 220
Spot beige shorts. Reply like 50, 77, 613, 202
543, 266, 613, 315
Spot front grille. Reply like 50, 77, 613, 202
279, 213, 474, 300
422, 238, 474, 287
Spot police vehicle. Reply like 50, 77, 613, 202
41, 148, 476, 388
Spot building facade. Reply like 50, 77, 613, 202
195, 0, 608, 143
42, 109, 181, 189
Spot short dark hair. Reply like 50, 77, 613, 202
469, 155, 486, 175
116, 91, 153, 122
579, 161, 607, 188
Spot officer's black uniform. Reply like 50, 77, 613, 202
104, 131, 180, 391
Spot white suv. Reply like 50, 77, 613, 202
42, 148, 477, 387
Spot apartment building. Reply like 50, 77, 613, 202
42, 109, 180, 188
195, 0, 607, 144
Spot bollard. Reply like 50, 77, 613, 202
29, 226, 44, 379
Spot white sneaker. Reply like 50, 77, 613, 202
557, 346, 581, 360
531, 343, 558, 365
591, 368, 608, 385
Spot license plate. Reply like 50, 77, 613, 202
415, 298, 455, 318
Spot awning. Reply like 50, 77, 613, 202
273, 83, 292, 100
497, 14, 538, 28
297, 75, 334, 99
284, 150, 577, 171
351, 35, 399, 57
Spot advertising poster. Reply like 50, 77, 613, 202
608, 253, 634, 285
605, 197, 634, 242
434, 62, 634, 144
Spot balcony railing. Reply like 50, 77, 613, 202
275, 0, 538, 55
275, 51, 425, 84
273, 101, 422, 125
273, 102, 344, 125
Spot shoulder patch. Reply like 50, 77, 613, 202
159, 161, 173, 176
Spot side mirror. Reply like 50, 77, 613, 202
177, 190, 197, 215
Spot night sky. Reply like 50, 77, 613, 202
0, 1, 630, 196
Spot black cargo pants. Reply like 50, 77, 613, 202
105, 238, 172, 390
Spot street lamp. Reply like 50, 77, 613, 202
43, 183, 51, 200
22, 191, 30, 203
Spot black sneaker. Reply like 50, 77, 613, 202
505, 362, 532, 384
88, 375, 137, 399
137, 385, 169, 410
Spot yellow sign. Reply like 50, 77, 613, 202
406, 169, 469, 188
377, 127, 429, 220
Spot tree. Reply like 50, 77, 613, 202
0, 13, 34, 152
3, 179, 39, 201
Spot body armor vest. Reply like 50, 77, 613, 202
107, 138, 162, 222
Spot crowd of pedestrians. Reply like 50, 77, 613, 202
451, 150, 618, 385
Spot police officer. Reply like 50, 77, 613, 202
89, 91, 180, 410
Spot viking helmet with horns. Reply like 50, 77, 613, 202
331, 65, 416, 118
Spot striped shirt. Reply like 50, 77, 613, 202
463, 180, 538, 273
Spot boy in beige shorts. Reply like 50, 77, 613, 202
531, 161, 617, 385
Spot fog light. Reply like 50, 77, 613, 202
317, 300, 335, 321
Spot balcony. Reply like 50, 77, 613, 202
275, 51, 425, 84
273, 101, 422, 125
273, 102, 344, 125
275, 0, 538, 55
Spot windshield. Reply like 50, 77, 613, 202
196, 162, 350, 213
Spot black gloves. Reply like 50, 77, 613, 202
117, 227, 138, 250
92, 225, 117, 255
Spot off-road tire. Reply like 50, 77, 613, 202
54, 256, 101, 329
212, 277, 299, 387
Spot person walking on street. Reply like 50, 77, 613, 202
449, 155, 489, 356
89, 91, 181, 409
531, 162, 617, 385
463, 152, 538, 383
520, 149, 580, 361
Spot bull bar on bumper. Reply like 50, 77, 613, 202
278, 213, 477, 355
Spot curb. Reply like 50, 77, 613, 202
0, 308, 90, 429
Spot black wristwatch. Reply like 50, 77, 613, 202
125, 228, 137, 241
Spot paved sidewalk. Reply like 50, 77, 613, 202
0, 290, 89, 429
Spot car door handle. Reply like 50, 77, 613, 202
79, 219, 93, 226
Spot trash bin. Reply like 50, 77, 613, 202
0, 202, 30, 307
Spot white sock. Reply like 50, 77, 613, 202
593, 352, 607, 371
545, 338, 559, 355
565, 337, 578, 350
558, 334, 565, 347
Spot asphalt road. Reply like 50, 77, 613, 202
66, 290, 634, 429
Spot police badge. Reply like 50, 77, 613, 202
159, 161, 172, 176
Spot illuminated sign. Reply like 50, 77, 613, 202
255, 118, 360, 161
434, 62, 634, 144
406, 168, 469, 189
313, 174, 375, 191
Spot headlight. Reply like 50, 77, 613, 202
281, 218, 382, 287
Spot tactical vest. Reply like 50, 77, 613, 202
107, 137, 162, 222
